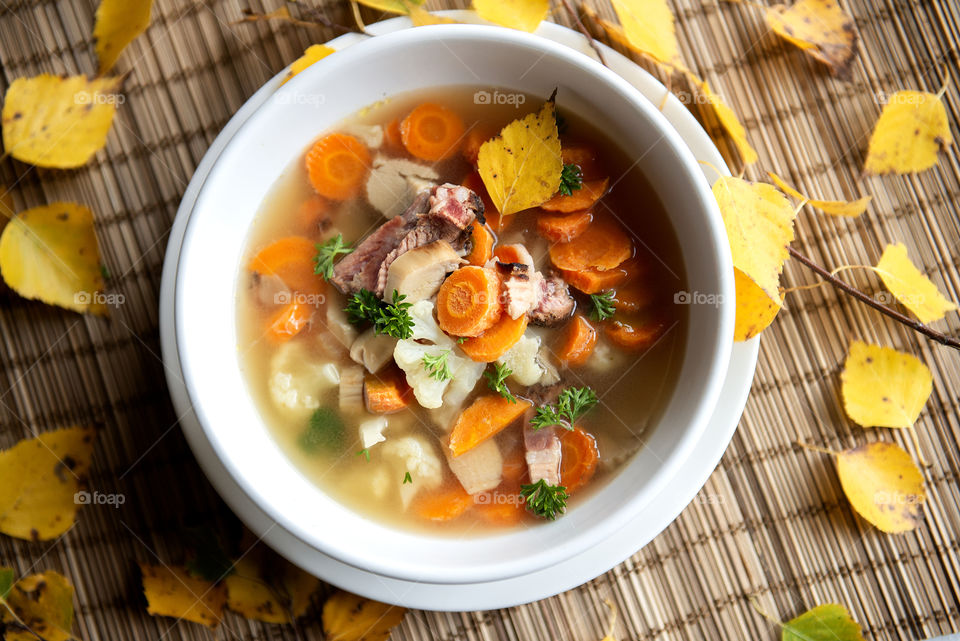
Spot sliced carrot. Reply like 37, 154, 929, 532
384, 118, 404, 153
605, 317, 667, 351
459, 313, 528, 363
297, 195, 332, 235
501, 443, 528, 483
536, 209, 594, 243
413, 483, 474, 521
561, 145, 603, 180
248, 236, 325, 296
400, 102, 466, 161
364, 367, 412, 414
560, 266, 628, 294
475, 489, 526, 525
306, 133, 371, 201
549, 217, 633, 272
266, 302, 312, 342
560, 427, 599, 494
465, 223, 495, 266
492, 244, 528, 266
436, 266, 502, 337
541, 177, 609, 213
615, 281, 656, 313
448, 395, 532, 456
557, 314, 598, 366
462, 123, 497, 165
461, 171, 508, 232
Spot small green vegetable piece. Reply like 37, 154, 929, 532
344, 289, 415, 339
484, 363, 516, 403
521, 479, 568, 520
402, 472, 413, 485
422, 350, 453, 381
589, 290, 616, 321
558, 162, 583, 196
531, 385, 598, 430
314, 233, 353, 280
299, 407, 345, 453
357, 448, 371, 461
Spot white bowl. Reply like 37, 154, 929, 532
172, 24, 734, 585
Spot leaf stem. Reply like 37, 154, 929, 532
795, 440, 841, 456
787, 247, 960, 351
559, 0, 608, 66
748, 595, 784, 629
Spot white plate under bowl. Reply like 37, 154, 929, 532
158, 13, 759, 610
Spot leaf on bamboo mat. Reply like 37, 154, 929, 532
875, 242, 957, 323
225, 551, 319, 624
692, 77, 758, 165
767, 171, 870, 216
836, 441, 925, 533
357, 0, 426, 14
477, 92, 562, 215
323, 590, 407, 641
764, 0, 858, 79
140, 563, 226, 629
840, 340, 932, 428
863, 83, 952, 175
93, 0, 153, 73
610, 0, 685, 70
0, 202, 108, 315
1, 570, 77, 641
408, 5, 457, 25
472, 0, 548, 32
0, 426, 96, 541
283, 44, 336, 85
781, 603, 864, 641
599, 599, 619, 641
1, 74, 122, 168
713, 176, 797, 340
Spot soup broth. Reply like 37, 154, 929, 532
237, 87, 687, 534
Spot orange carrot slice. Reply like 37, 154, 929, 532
266, 302, 312, 342
560, 266, 628, 294
615, 281, 657, 313
400, 103, 466, 161
248, 236, 325, 296
561, 145, 603, 180
541, 177, 609, 213
536, 209, 594, 243
605, 318, 667, 351
384, 118, 404, 153
556, 314, 598, 366
465, 223, 495, 266
413, 484, 474, 521
462, 123, 497, 165
459, 313, 528, 362
297, 195, 332, 235
448, 395, 532, 456
560, 427, 599, 494
549, 217, 633, 272
437, 266, 502, 337
364, 367, 412, 414
492, 244, 528, 265
306, 133, 371, 201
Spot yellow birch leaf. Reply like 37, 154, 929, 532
283, 45, 336, 85
734, 268, 781, 341
477, 93, 562, 215
579, 5, 669, 74
2, 570, 76, 641
695, 78, 759, 165
225, 553, 319, 623
836, 441, 925, 533
610, 0, 685, 70
782, 604, 865, 641
140, 563, 226, 629
93, 0, 153, 74
713, 176, 797, 315
0, 202, 108, 315
840, 340, 932, 428
1, 74, 122, 168
765, 0, 858, 79
357, 0, 425, 14
473, 0, 548, 32
323, 590, 407, 641
768, 171, 871, 217
863, 88, 952, 175
0, 185, 13, 238
408, 5, 457, 25
0, 426, 96, 541
875, 242, 957, 323
599, 599, 618, 641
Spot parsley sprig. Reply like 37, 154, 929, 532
521, 479, 568, 520
344, 289, 414, 340
422, 350, 453, 381
313, 234, 353, 280
589, 290, 617, 321
484, 363, 516, 403
531, 386, 598, 430
558, 163, 583, 196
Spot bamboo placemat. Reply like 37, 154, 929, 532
1, 0, 958, 639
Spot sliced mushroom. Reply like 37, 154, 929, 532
366, 155, 439, 219
349, 328, 398, 373
326, 302, 358, 352
384, 240, 464, 302
339, 364, 365, 413
447, 438, 503, 495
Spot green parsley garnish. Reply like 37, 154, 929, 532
298, 407, 345, 453
357, 448, 371, 461
521, 479, 568, 520
558, 163, 583, 196
483, 363, 516, 403
531, 386, 598, 430
402, 472, 413, 484
422, 350, 453, 381
344, 289, 414, 340
589, 290, 617, 321
457, 336, 468, 344
313, 234, 353, 280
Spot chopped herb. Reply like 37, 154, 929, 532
531, 385, 598, 430
344, 289, 415, 339
185, 527, 235, 582
402, 471, 413, 484
484, 363, 517, 403
589, 290, 617, 321
530, 403, 568, 431
521, 479, 568, 520
558, 163, 583, 196
422, 350, 453, 381
298, 407, 345, 453
345, 288, 380, 325
457, 336, 468, 344
314, 233, 353, 280
357, 448, 371, 461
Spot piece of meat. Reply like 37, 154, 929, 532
522, 384, 565, 486
447, 438, 503, 495
529, 274, 576, 326
330, 191, 429, 295
495, 261, 543, 319
430, 183, 485, 227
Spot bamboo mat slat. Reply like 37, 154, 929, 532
1, 0, 959, 639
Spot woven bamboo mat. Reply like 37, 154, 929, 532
1, 0, 959, 638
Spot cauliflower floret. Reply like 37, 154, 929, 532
381, 435, 443, 508
341, 123, 384, 148
268, 342, 338, 417
586, 338, 629, 373
497, 335, 544, 386
394, 341, 449, 409
429, 356, 485, 430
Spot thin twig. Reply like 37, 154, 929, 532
559, 0, 608, 66
788, 247, 960, 350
